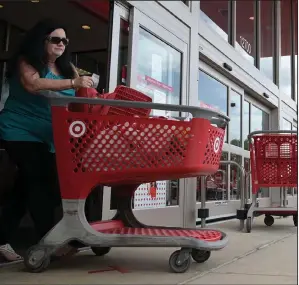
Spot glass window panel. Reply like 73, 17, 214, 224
230, 154, 242, 200
136, 28, 181, 117
135, 28, 182, 207
197, 152, 228, 201
198, 70, 228, 142
230, 90, 241, 147
198, 70, 228, 115
166, 180, 179, 206
280, 0, 292, 97
117, 18, 129, 86
243, 101, 250, 150
251, 105, 269, 198
200, 1, 229, 42
235, 0, 255, 64
282, 118, 292, 130
258, 187, 269, 198
260, 1, 274, 81
251, 105, 269, 132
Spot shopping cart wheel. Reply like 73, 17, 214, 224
293, 215, 297, 227
191, 249, 211, 263
24, 245, 51, 273
91, 247, 111, 256
246, 217, 252, 233
169, 250, 191, 273
264, 215, 274, 227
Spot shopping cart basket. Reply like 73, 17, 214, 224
245, 130, 298, 233
23, 87, 230, 273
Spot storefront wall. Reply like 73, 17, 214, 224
0, 0, 296, 229
102, 0, 298, 227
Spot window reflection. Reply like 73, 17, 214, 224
136, 28, 181, 117
250, 105, 269, 198
251, 105, 269, 132
200, 1, 229, 42
282, 118, 292, 130
198, 70, 228, 142
197, 152, 228, 201
235, 0, 255, 64
280, 0, 292, 97
135, 28, 182, 207
230, 154, 242, 200
243, 101, 250, 150
198, 70, 228, 115
260, 1, 274, 81
117, 19, 129, 86
230, 90, 241, 147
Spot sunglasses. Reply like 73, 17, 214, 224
47, 36, 69, 46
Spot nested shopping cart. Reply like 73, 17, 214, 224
245, 130, 298, 233
23, 86, 230, 273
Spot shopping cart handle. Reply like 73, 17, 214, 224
248, 130, 297, 140
39, 90, 230, 125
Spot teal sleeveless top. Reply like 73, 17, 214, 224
0, 69, 75, 153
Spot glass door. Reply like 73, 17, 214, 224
244, 94, 271, 208
126, 8, 189, 227
197, 60, 247, 221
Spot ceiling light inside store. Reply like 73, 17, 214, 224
0, 4, 4, 8
249, 16, 254, 20
30, 0, 40, 2
82, 25, 91, 30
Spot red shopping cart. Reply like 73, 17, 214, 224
245, 130, 298, 233
23, 87, 230, 273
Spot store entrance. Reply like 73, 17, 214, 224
196, 60, 272, 223
0, 0, 118, 253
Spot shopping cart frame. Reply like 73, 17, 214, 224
245, 130, 298, 233
23, 90, 230, 273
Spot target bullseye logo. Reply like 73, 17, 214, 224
69, 121, 86, 138
213, 137, 220, 153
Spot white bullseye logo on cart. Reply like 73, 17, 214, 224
69, 121, 86, 138
213, 137, 220, 153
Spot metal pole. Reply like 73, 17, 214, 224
283, 187, 287, 207
200, 176, 206, 228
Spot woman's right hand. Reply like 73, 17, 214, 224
73, 76, 94, 88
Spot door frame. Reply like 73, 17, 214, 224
103, 6, 191, 227
102, 2, 130, 221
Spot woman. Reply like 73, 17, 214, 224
0, 19, 94, 261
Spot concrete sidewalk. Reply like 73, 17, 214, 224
0, 216, 297, 284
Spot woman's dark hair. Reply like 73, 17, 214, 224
7, 18, 75, 79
